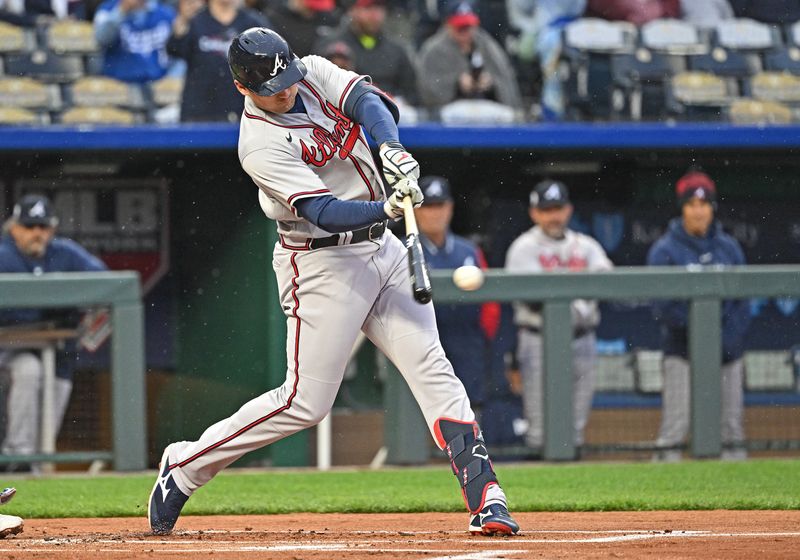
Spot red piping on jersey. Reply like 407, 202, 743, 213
302, 80, 376, 201
339, 75, 364, 109
244, 110, 316, 129
347, 155, 375, 200
279, 234, 311, 251
287, 188, 330, 206
170, 253, 304, 471
302, 80, 337, 120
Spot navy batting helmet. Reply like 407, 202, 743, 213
228, 28, 307, 96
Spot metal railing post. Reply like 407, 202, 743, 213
111, 301, 147, 470
689, 298, 722, 458
543, 301, 576, 461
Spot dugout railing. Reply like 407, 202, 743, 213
386, 266, 800, 462
0, 272, 146, 471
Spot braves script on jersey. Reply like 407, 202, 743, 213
238, 56, 385, 245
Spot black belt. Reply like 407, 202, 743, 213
521, 325, 594, 338
309, 221, 386, 250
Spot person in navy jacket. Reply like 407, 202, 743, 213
414, 176, 500, 406
647, 170, 750, 461
0, 195, 107, 471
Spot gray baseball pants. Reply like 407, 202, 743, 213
656, 356, 745, 460
516, 330, 597, 449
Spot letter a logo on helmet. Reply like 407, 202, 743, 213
228, 28, 307, 96
269, 55, 288, 77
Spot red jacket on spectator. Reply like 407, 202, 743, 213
586, 0, 680, 25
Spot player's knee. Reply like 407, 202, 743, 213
10, 353, 43, 386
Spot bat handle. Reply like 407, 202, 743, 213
401, 194, 419, 236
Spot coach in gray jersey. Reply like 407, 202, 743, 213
505, 180, 613, 456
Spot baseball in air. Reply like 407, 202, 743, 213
452, 265, 485, 291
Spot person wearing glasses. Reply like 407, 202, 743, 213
0, 195, 107, 472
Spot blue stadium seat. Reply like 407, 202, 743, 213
561, 18, 637, 120
611, 49, 686, 120
763, 47, 800, 74
4, 50, 83, 83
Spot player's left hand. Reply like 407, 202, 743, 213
379, 142, 420, 187
383, 178, 424, 220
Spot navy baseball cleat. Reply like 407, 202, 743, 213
148, 446, 190, 535
468, 503, 520, 536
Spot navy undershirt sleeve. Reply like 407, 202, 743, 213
344, 86, 399, 145
294, 195, 387, 233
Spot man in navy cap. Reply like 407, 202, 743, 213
0, 194, 107, 471
414, 176, 501, 408
647, 170, 750, 461
505, 179, 613, 458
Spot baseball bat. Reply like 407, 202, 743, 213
402, 194, 433, 304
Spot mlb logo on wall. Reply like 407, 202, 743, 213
14, 179, 169, 294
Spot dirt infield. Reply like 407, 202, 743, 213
3, 511, 799, 559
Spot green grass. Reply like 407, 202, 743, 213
3, 459, 799, 518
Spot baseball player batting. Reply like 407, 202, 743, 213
148, 28, 518, 537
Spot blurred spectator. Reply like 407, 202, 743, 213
167, 0, 267, 122
418, 0, 521, 117
315, 0, 418, 105
94, 0, 177, 83
505, 180, 613, 456
586, 0, 680, 25
729, 0, 800, 24
414, 176, 500, 406
415, 0, 509, 47
647, 170, 750, 462
531, 0, 586, 120
1, 0, 84, 26
680, 0, 734, 28
265, 0, 338, 57
322, 39, 354, 70
0, 195, 107, 472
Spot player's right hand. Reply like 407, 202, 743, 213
383, 178, 424, 220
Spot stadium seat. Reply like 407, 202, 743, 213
4, 50, 83, 83
763, 47, 800, 74
748, 71, 800, 104
744, 351, 795, 391
611, 49, 686, 120
46, 20, 98, 54
0, 22, 35, 54
715, 18, 780, 51
640, 19, 708, 55
594, 354, 636, 392
666, 71, 737, 120
67, 76, 144, 109
688, 48, 760, 79
0, 77, 61, 110
149, 75, 183, 107
728, 98, 793, 124
561, 18, 637, 120
0, 106, 47, 125
633, 350, 663, 394
59, 106, 137, 125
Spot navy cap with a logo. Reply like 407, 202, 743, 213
419, 176, 453, 205
530, 180, 570, 209
12, 194, 58, 227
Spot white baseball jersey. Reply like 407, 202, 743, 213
238, 55, 386, 244
161, 55, 510, 515
505, 226, 613, 331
